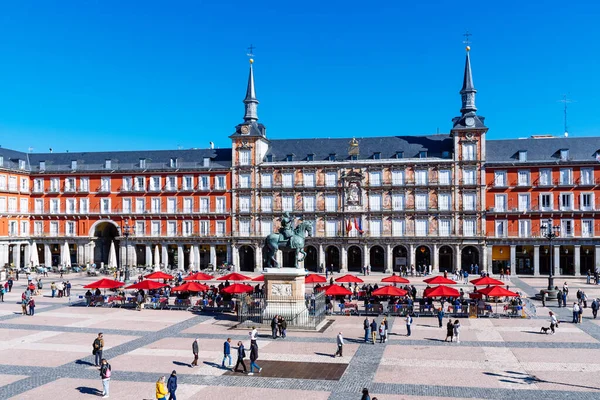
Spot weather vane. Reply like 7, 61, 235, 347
247, 44, 255, 58
558, 94, 575, 136
463, 31, 472, 47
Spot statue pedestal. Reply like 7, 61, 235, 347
263, 268, 309, 326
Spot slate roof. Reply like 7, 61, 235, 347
486, 137, 600, 164
265, 135, 454, 162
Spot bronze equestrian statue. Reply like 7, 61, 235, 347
264, 214, 312, 269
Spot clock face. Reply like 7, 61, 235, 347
241, 125, 250, 134
465, 117, 475, 127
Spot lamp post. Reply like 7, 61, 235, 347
122, 220, 133, 282
541, 219, 560, 291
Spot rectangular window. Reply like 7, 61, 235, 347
239, 196, 251, 212
79, 177, 89, 192
239, 149, 251, 166
438, 193, 450, 211
34, 199, 43, 214
150, 176, 161, 191
139, 159, 146, 169
438, 170, 451, 185
518, 220, 531, 238
392, 219, 405, 236
151, 198, 161, 213
559, 168, 572, 185
495, 220, 507, 237
134, 176, 145, 191
463, 143, 476, 160
100, 177, 111, 192
464, 219, 476, 236
216, 221, 225, 236
415, 219, 428, 236
325, 195, 337, 211
33, 178, 44, 193
170, 158, 178, 168
539, 169, 552, 186
182, 221, 193, 237
105, 159, 112, 169
415, 170, 428, 185
561, 219, 574, 237
463, 169, 475, 185
122, 176, 132, 191
415, 193, 428, 210
203, 157, 211, 167
199, 198, 209, 213
369, 194, 382, 211
151, 221, 161, 236
370, 219, 382, 237
199, 221, 210, 236
261, 196, 272, 212
303, 172, 315, 187
392, 193, 405, 211
8, 176, 17, 191
167, 221, 177, 236
0, 175, 6, 190
182, 176, 193, 190
0, 197, 6, 213
560, 149, 569, 161
239, 220, 250, 236
494, 171, 506, 187
582, 220, 594, 238
50, 221, 59, 236
517, 170, 530, 186
100, 198, 111, 214
80, 198, 89, 213
518, 194, 530, 211
166, 176, 177, 191
64, 177, 75, 192
183, 197, 193, 213
325, 172, 337, 187
19, 198, 28, 213
39, 161, 46, 171
518, 150, 527, 162
581, 193, 593, 211
282, 173, 294, 188
560, 193, 573, 211
66, 221, 75, 236
239, 174, 251, 188
495, 194, 507, 212
135, 221, 145, 236
325, 220, 337, 237
369, 171, 382, 186
540, 193, 553, 211
49, 199, 59, 214
261, 173, 272, 188
199, 176, 209, 190
261, 220, 273, 235
580, 168, 594, 185
49, 177, 60, 192
215, 176, 226, 190
167, 198, 177, 213
392, 170, 404, 185
65, 198, 76, 214
34, 221, 43, 236
303, 196, 315, 212
463, 193, 476, 211
135, 198, 145, 214
20, 177, 29, 192
216, 197, 225, 213
7, 197, 16, 213
439, 219, 451, 236
282, 195, 294, 212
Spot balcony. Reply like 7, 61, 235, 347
179, 185, 195, 192
576, 178, 597, 187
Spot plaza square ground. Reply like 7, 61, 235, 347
1, 272, 600, 399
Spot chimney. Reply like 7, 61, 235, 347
209, 142, 214, 149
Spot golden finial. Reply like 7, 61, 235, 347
466, 45, 471, 52
349, 138, 359, 147
249, 58, 254, 64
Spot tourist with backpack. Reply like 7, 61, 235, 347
93, 333, 104, 367
167, 370, 177, 400
100, 358, 111, 398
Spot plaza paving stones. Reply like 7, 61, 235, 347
1, 273, 600, 399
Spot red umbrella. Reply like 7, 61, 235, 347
184, 272, 214, 281
222, 283, 254, 294
381, 275, 410, 284
251, 275, 265, 282
423, 276, 457, 285
217, 272, 251, 281
83, 278, 124, 289
372, 286, 408, 297
324, 284, 352, 296
145, 271, 174, 280
335, 274, 364, 283
305, 274, 327, 284
171, 282, 209, 292
470, 276, 504, 286
125, 281, 168, 290
477, 286, 518, 297
423, 285, 460, 298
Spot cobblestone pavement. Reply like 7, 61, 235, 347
0, 273, 599, 399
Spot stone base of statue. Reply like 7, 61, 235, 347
262, 268, 312, 328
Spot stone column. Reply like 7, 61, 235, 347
119, 243, 126, 268
408, 243, 415, 269
130, 244, 137, 267
554, 245, 561, 276
0, 244, 8, 266
161, 244, 169, 269
13, 244, 21, 268
177, 245, 184, 270
533, 245, 540, 276
454, 244, 461, 274
574, 245, 581, 276
510, 245, 517, 276
226, 244, 232, 265
363, 244, 369, 270
23, 244, 30, 267
318, 244, 325, 271
77, 243, 85, 265
596, 245, 600, 272
88, 242, 95, 264
44, 244, 52, 267
255, 245, 263, 272
481, 245, 488, 273
231, 245, 239, 272
386, 244, 393, 273
145, 245, 152, 267
432, 243, 439, 273
341, 246, 348, 273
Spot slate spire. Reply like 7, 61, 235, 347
243, 59, 259, 122
460, 46, 477, 115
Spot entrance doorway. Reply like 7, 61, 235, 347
439, 245, 453, 273
461, 246, 479, 270
415, 245, 430, 268
325, 246, 340, 272
347, 246, 362, 272
239, 246, 255, 272
93, 222, 119, 266
370, 245, 385, 272
392, 246, 407, 272
304, 245, 318, 271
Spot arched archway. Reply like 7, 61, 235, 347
370, 245, 385, 272
325, 246, 340, 272
347, 246, 362, 272
392, 246, 407, 272
93, 221, 119, 265
239, 246, 255, 272
461, 246, 479, 271
304, 245, 318, 271
439, 245, 453, 273
282, 250, 296, 268
415, 245, 431, 269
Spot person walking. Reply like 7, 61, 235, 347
591, 298, 599, 319
21, 292, 28, 315
222, 338, 233, 369
0, 285, 4, 302
437, 308, 445, 328
453, 320, 461, 344
50, 281, 57, 298
572, 303, 580, 323
370, 319, 377, 344
557, 289, 563, 308
335, 332, 344, 357
93, 333, 104, 367
280, 317, 287, 338
191, 338, 199, 367
378, 322, 386, 343
156, 376, 168, 400
445, 318, 454, 342
405, 314, 413, 337
248, 342, 262, 375
363, 317, 370, 343
167, 371, 177, 400
28, 297, 35, 316
100, 358, 111, 398
7, 277, 13, 292
383, 317, 389, 342
541, 291, 547, 307
549, 311, 558, 334
361, 388, 371, 400
234, 341, 248, 373
271, 315, 279, 339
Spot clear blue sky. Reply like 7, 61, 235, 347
0, 1, 598, 153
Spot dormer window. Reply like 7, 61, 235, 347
419, 151, 427, 159
266, 154, 273, 162
307, 153, 314, 162
350, 155, 358, 161
203, 157, 211, 167
71, 160, 77, 170
518, 150, 527, 162
328, 153, 336, 161
286, 154, 294, 162
105, 159, 112, 169
560, 149, 569, 161
396, 151, 404, 159
139, 158, 146, 168
39, 161, 46, 171
373, 152, 381, 160
18, 160, 26, 170
170, 158, 178, 168
442, 151, 450, 159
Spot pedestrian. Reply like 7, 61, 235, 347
51, 281, 56, 298
562, 290, 567, 308
0, 285, 4, 302
592, 298, 599, 319
370, 319, 377, 344
578, 303, 583, 323
191, 338, 199, 367
572, 303, 580, 323
93, 333, 104, 367
234, 341, 248, 373
156, 376, 168, 400
453, 320, 461, 344
66, 281, 71, 297
21, 293, 28, 315
445, 318, 454, 342
222, 338, 232, 369
280, 317, 287, 338
582, 291, 588, 308
383, 317, 389, 342
587, 269, 591, 284
437, 308, 445, 328
7, 277, 13, 292
363, 317, 371, 343
405, 313, 413, 337
335, 332, 344, 357
248, 342, 262, 375
549, 311, 558, 334
378, 322, 386, 343
100, 358, 111, 398
361, 387, 371, 400
28, 297, 35, 316
37, 278, 43, 295
271, 315, 279, 339
249, 326, 258, 345
167, 371, 177, 400
541, 291, 546, 307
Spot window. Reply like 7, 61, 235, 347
135, 221, 145, 236
370, 219, 382, 237
307, 154, 314, 162
34, 221, 43, 236
261, 220, 273, 235
182, 176, 193, 190
392, 219, 405, 236
438, 193, 450, 211
392, 170, 404, 185
20, 177, 29, 192
580, 168, 594, 185
328, 153, 336, 161
199, 198, 209, 213
239, 196, 251, 212
182, 221, 193, 237
167, 198, 177, 213
419, 151, 427, 158
49, 199, 59, 214
50, 221, 59, 236
282, 173, 294, 188
560, 193, 573, 211
183, 197, 193, 213
216, 221, 225, 236
325, 172, 337, 187
80, 198, 89, 213
100, 198, 111, 214
415, 193, 428, 210
33, 178, 44, 193
373, 152, 381, 160
539, 169, 552, 186
39, 161, 46, 171
170, 158, 178, 168
7, 197, 16, 213
8, 176, 17, 191
66, 221, 76, 236
325, 195, 337, 211
285, 154, 294, 162
463, 143, 476, 160
49, 177, 60, 192
463, 169, 476, 185
392, 193, 405, 211
415, 170, 428, 185
20, 198, 28, 213
495, 220, 507, 237
216, 197, 225, 213
463, 193, 476, 211
65, 198, 76, 214
303, 196, 315, 212
561, 219, 574, 237
199, 221, 210, 236
261, 196, 273, 212
518, 194, 530, 211
559, 168, 572, 185
150, 176, 161, 191
517, 170, 530, 186
303, 172, 315, 187
261, 173, 272, 188
325, 220, 337, 237
494, 171, 506, 187
167, 221, 177, 236
239, 150, 251, 166
495, 194, 507, 212
369, 194, 382, 211
122, 176, 132, 191
151, 198, 161, 213
199, 176, 209, 190
239, 174, 251, 188
239, 220, 250, 236
369, 171, 382, 186
203, 157, 211, 167
79, 177, 89, 192
415, 219, 428, 236
463, 219, 476, 236
560, 149, 569, 161
135, 176, 146, 191
282, 195, 294, 212
18, 160, 25, 170
0, 175, 5, 190
105, 159, 112, 169
439, 219, 451, 236
100, 177, 111, 192
438, 170, 451, 185
540, 194, 552, 211
581, 193, 593, 211
518, 220, 531, 238
34, 199, 43, 214
166, 176, 177, 191
0, 197, 6, 212
139, 158, 146, 169
151, 221, 161, 236
215, 176, 226, 190
582, 220, 594, 238
518, 150, 527, 162
135, 198, 145, 214
64, 177, 75, 192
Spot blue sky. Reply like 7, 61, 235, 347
0, 1, 598, 152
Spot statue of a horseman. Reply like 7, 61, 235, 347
264, 213, 312, 269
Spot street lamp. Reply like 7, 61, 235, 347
122, 220, 134, 282
540, 219, 560, 291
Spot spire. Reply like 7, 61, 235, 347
243, 59, 259, 122
460, 46, 477, 115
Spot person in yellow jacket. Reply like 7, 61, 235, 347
156, 376, 167, 399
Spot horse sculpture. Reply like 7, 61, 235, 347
264, 221, 313, 269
